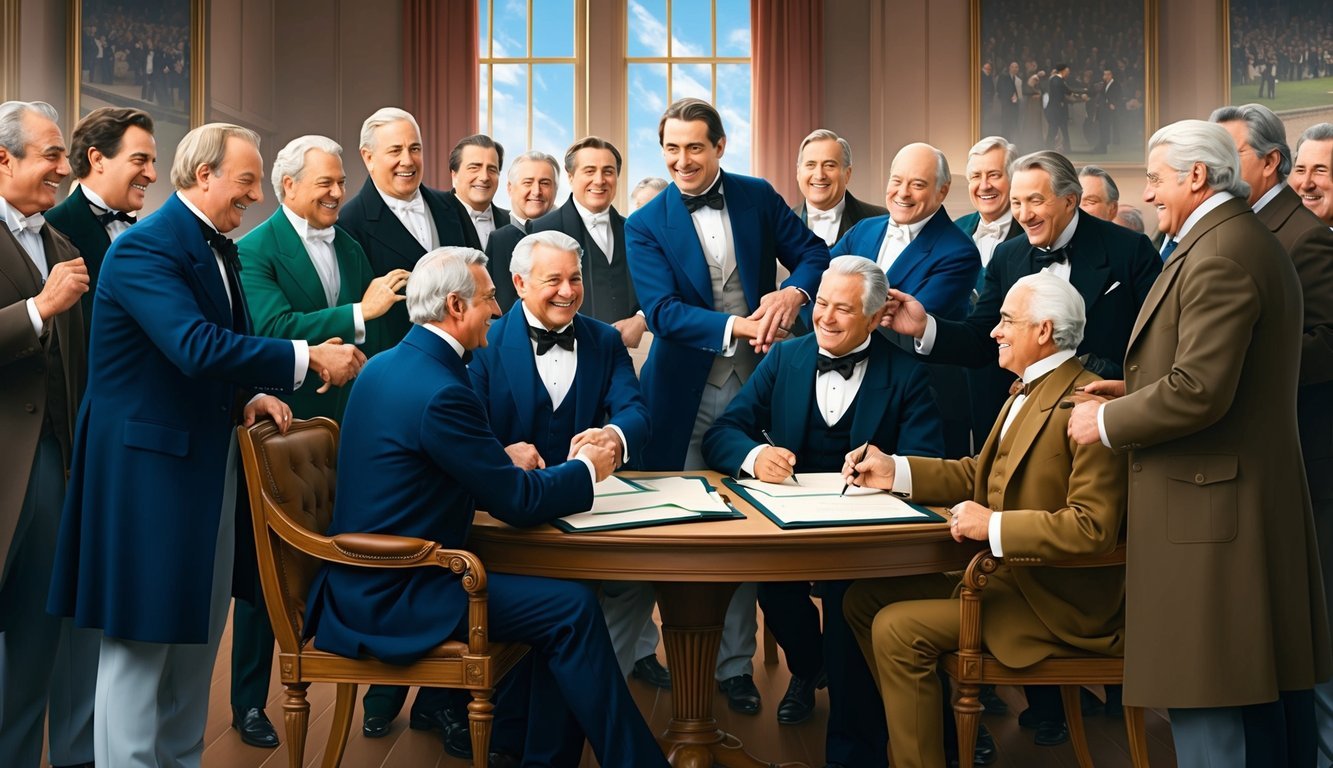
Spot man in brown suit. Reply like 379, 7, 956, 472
0, 100, 89, 766
845, 271, 1127, 768
1069, 119, 1332, 766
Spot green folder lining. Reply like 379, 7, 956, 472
722, 477, 946, 530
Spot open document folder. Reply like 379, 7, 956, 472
553, 475, 744, 533
723, 472, 946, 529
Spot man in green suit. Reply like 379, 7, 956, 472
229, 135, 407, 747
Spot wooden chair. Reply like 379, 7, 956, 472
237, 417, 528, 768
941, 546, 1149, 768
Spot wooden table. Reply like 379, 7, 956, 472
470, 471, 982, 768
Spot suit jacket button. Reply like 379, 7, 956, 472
1128, 364, 1139, 372
24, 403, 36, 413
1132, 463, 1141, 471
1194, 473, 1205, 484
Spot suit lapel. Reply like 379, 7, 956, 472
62, 185, 113, 259
162, 196, 233, 324
332, 233, 363, 305
775, 337, 816, 445
498, 308, 541, 438
267, 210, 328, 308
849, 336, 890, 445
723, 173, 761, 309
887, 208, 947, 289
1256, 185, 1298, 234
571, 317, 601, 433
663, 187, 715, 304
0, 225, 43, 295
360, 182, 428, 260
999, 358, 1082, 490
1067, 218, 1111, 313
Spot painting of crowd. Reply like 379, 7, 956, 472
977, 0, 1146, 159
79, 0, 191, 114
1229, 0, 1333, 99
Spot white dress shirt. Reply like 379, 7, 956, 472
522, 303, 577, 409
806, 195, 847, 247
573, 198, 614, 261
468, 205, 496, 250
1251, 181, 1283, 214
875, 215, 929, 274
2, 195, 52, 336
80, 184, 135, 242
972, 211, 1014, 268
281, 205, 366, 344
685, 171, 743, 354
377, 188, 437, 251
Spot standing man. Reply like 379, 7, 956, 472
0, 100, 88, 768
1077, 165, 1120, 221
230, 135, 408, 749
446, 134, 510, 251
1212, 103, 1333, 761
793, 129, 887, 247
1093, 69, 1122, 154
630, 176, 668, 211
626, 97, 829, 714
338, 107, 471, 343
999, 62, 1023, 141
1292, 123, 1333, 227
486, 150, 560, 309
1045, 65, 1073, 152
47, 123, 364, 768
42, 104, 156, 768
1068, 119, 1331, 766
531, 137, 644, 349
955, 136, 1024, 276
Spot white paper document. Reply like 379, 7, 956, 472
593, 475, 644, 497
558, 476, 734, 531
737, 473, 931, 525
738, 472, 882, 498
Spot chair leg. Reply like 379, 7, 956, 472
320, 683, 357, 768
954, 680, 982, 768
1060, 685, 1094, 768
763, 625, 778, 665
283, 682, 311, 768
1124, 705, 1151, 768
470, 689, 495, 768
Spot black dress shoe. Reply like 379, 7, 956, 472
232, 707, 280, 749
947, 724, 997, 767
443, 721, 472, 759
362, 714, 392, 738
717, 674, 762, 715
631, 654, 673, 689
776, 671, 826, 725
978, 684, 1008, 714
1034, 719, 1070, 746
409, 704, 463, 734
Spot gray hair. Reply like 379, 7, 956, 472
824, 254, 888, 316
406, 247, 489, 325
893, 142, 950, 192
1010, 271, 1086, 351
1147, 119, 1249, 199
510, 230, 583, 279
630, 177, 668, 210
507, 150, 560, 185
1209, 103, 1293, 181
796, 129, 853, 168
967, 136, 1016, 173
359, 107, 421, 152
171, 123, 262, 190
0, 101, 60, 157
1011, 150, 1083, 201
1078, 165, 1120, 203
1296, 122, 1333, 155
271, 135, 342, 200
1115, 207, 1146, 233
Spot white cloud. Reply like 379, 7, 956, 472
628, 1, 667, 52
726, 27, 749, 53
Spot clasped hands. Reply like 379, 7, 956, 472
307, 337, 367, 394
733, 286, 805, 353
503, 427, 623, 481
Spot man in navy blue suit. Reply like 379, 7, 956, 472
703, 255, 945, 767
47, 123, 364, 768
304, 246, 668, 768
626, 97, 830, 713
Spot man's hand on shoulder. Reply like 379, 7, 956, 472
308, 337, 367, 393
882, 288, 927, 337
361, 269, 410, 320
34, 258, 90, 320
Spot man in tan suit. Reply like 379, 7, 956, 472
845, 271, 1127, 768
1069, 119, 1331, 766
0, 100, 89, 766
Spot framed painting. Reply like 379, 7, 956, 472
972, 0, 1159, 165
1225, 0, 1333, 143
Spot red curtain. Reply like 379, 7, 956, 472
751, 0, 824, 204
403, 0, 479, 188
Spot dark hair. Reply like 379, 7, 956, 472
563, 136, 622, 175
449, 134, 504, 173
657, 98, 726, 147
69, 107, 154, 179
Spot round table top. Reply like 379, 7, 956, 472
469, 471, 984, 582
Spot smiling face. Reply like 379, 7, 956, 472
193, 135, 263, 233
966, 146, 1010, 222
84, 124, 157, 213
451, 144, 500, 212
514, 242, 583, 329
885, 144, 948, 226
0, 111, 71, 216
1010, 167, 1077, 248
796, 138, 850, 212
990, 286, 1049, 376
662, 118, 725, 196
569, 147, 618, 214
453, 264, 501, 350
812, 271, 881, 357
361, 119, 422, 201
507, 157, 557, 221
283, 148, 345, 229
1220, 119, 1275, 206
1291, 137, 1333, 224
1078, 173, 1118, 220
1143, 144, 1208, 238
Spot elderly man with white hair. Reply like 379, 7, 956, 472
844, 271, 1127, 768
1068, 118, 1332, 765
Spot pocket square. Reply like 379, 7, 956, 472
1103, 281, 1121, 296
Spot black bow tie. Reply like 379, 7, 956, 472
1034, 244, 1071, 269
528, 324, 575, 355
816, 348, 871, 379
96, 209, 136, 226
197, 219, 241, 273
682, 178, 725, 213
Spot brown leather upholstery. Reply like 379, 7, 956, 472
238, 417, 526, 768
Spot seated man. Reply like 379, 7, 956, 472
303, 246, 668, 768
702, 255, 945, 768
843, 272, 1127, 768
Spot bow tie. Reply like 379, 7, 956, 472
1009, 370, 1055, 397
816, 347, 871, 379
1034, 244, 1071, 268
528, 324, 575, 355
808, 208, 837, 224
975, 219, 1008, 239
95, 209, 136, 227
585, 212, 608, 228
305, 226, 335, 245
16, 212, 44, 235
197, 219, 241, 273
470, 210, 492, 224
682, 180, 725, 213
389, 196, 426, 218
886, 222, 912, 244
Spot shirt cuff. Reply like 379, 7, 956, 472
793, 286, 811, 305
293, 340, 309, 390
246, 392, 266, 406
352, 303, 366, 345
606, 424, 630, 464
740, 444, 766, 477
914, 314, 938, 355
1096, 402, 1111, 448
890, 454, 913, 496
988, 510, 1005, 557
573, 452, 597, 486
26, 298, 44, 336
721, 315, 738, 357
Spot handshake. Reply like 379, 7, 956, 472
307, 338, 367, 393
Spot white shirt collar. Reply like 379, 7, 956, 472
521, 301, 574, 333
80, 184, 119, 214
376, 186, 424, 212
571, 198, 611, 221
1174, 191, 1235, 243
280, 203, 334, 240
511, 213, 528, 229
889, 212, 931, 241
468, 204, 494, 220
0, 195, 29, 235
807, 194, 847, 219
420, 323, 466, 358
175, 191, 218, 232
817, 333, 872, 359
1251, 182, 1283, 214
1021, 348, 1076, 384
1041, 209, 1078, 251
977, 210, 1014, 231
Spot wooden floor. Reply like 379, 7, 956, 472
48, 603, 1179, 767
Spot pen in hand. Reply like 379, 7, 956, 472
841, 442, 869, 497
760, 428, 800, 485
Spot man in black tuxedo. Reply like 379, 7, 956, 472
792, 129, 887, 247
338, 107, 472, 344
980, 62, 997, 134
1093, 70, 1122, 154
445, 134, 511, 251
486, 150, 560, 310
999, 62, 1022, 141
1044, 65, 1074, 152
